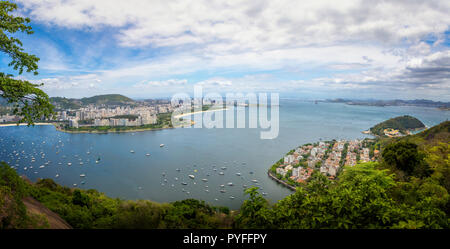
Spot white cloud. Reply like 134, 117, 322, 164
19, 0, 450, 49
134, 79, 188, 88
16, 0, 450, 99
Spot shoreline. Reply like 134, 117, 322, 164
54, 125, 175, 134
0, 122, 54, 127
267, 170, 297, 191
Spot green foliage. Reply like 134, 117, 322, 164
370, 115, 425, 136
80, 94, 133, 106
235, 187, 272, 228
237, 162, 449, 229
50, 97, 81, 110
382, 141, 432, 178
0, 167, 232, 229
0, 1, 54, 125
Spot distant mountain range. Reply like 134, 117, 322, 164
324, 98, 450, 109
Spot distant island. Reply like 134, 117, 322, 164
323, 98, 450, 110
363, 115, 426, 137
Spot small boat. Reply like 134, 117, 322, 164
39, 165, 45, 169
160, 144, 164, 147
81, 181, 86, 185
181, 182, 188, 185
138, 187, 143, 190
236, 173, 241, 176
221, 166, 227, 170
67, 162, 72, 166
188, 175, 195, 179
201, 178, 208, 182
95, 160, 99, 164
162, 172, 166, 176
251, 179, 258, 183
73, 183, 77, 187
24, 167, 27, 170
227, 182, 234, 186
249, 171, 254, 174
130, 150, 135, 153
243, 184, 248, 188
79, 162, 83, 165
176, 168, 181, 172
205, 189, 209, 192
219, 172, 224, 175
220, 189, 226, 193
220, 184, 225, 188
80, 174, 86, 177
145, 153, 150, 156
229, 196, 235, 199
262, 192, 267, 196
55, 174, 59, 178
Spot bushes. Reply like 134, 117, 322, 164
235, 162, 449, 229
0, 167, 232, 229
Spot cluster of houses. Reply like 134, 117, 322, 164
274, 139, 378, 185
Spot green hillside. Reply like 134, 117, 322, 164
50, 94, 134, 110
370, 115, 426, 136
50, 97, 82, 110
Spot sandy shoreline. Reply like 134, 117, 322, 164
174, 108, 228, 118
0, 122, 54, 127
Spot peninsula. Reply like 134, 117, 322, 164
363, 115, 426, 137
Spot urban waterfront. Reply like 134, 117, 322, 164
0, 100, 448, 209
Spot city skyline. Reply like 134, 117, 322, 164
0, 0, 449, 101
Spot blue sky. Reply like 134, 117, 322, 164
1, 0, 449, 101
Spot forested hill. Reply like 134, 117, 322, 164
369, 115, 426, 136
50, 94, 135, 110
80, 94, 134, 105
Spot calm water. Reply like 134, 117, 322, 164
0, 100, 448, 209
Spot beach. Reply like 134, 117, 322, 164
174, 108, 229, 119
0, 122, 54, 127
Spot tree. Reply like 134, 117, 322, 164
0, 1, 54, 125
235, 187, 272, 228
382, 141, 432, 178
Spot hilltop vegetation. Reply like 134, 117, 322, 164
1, 121, 449, 229
235, 121, 449, 229
50, 94, 135, 110
369, 115, 426, 136
0, 162, 232, 229
80, 94, 134, 106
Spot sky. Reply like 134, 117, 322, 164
1, 0, 450, 101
